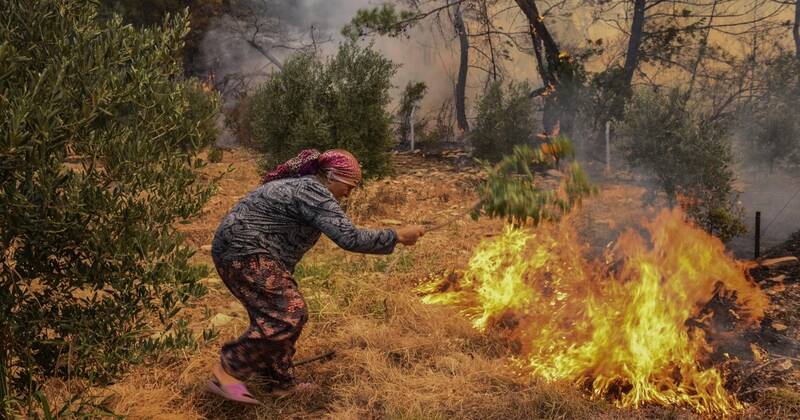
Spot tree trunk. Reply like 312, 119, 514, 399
246, 39, 284, 70
514, 0, 560, 65
623, 0, 646, 89
0, 333, 7, 405
515, 0, 563, 133
685, 0, 718, 100
453, 0, 470, 132
528, 25, 551, 88
481, 0, 498, 82
794, 0, 799, 58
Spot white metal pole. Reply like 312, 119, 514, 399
410, 104, 416, 152
605, 120, 611, 174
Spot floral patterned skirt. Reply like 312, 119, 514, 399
213, 253, 308, 388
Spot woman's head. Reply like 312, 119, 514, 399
261, 148, 362, 199
318, 150, 361, 183
317, 149, 362, 199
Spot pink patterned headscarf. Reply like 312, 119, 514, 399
261, 149, 362, 186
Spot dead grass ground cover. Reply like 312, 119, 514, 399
39, 148, 797, 419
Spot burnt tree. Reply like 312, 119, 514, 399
452, 0, 470, 131
623, 0, 647, 89
514, 0, 576, 134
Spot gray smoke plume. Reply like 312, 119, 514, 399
196, 0, 467, 111
727, 140, 800, 258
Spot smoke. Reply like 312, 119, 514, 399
196, 0, 470, 114
198, 2, 800, 258
728, 172, 800, 258
727, 132, 800, 258
725, 49, 800, 258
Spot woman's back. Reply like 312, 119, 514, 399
211, 176, 396, 272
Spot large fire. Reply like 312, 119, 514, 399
419, 208, 769, 414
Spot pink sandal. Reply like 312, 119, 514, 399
208, 379, 262, 405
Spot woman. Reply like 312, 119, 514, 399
208, 149, 424, 404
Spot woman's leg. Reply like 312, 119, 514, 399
215, 254, 309, 388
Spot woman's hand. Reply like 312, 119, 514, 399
395, 225, 425, 246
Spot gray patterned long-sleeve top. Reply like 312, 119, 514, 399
211, 176, 398, 272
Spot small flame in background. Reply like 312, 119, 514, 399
418, 208, 769, 414
200, 71, 216, 93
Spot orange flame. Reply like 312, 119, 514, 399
201, 71, 216, 93
419, 208, 768, 414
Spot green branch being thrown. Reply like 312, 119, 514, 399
474, 136, 596, 226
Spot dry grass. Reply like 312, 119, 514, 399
37, 149, 792, 419
86, 149, 609, 419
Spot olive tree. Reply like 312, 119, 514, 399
472, 81, 540, 163
248, 42, 397, 178
1, 0, 219, 410
619, 89, 745, 241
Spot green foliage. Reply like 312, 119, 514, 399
639, 17, 703, 68
399, 81, 428, 120
342, 3, 418, 40
472, 81, 541, 163
749, 53, 800, 170
0, 0, 219, 410
99, 0, 188, 26
619, 89, 745, 241
586, 66, 628, 125
98, 0, 225, 67
548, 51, 591, 133
475, 140, 596, 226
22, 391, 118, 419
248, 42, 398, 178
397, 81, 427, 148
207, 147, 224, 163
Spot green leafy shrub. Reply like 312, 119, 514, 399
248, 42, 398, 178
585, 66, 628, 127
749, 52, 800, 171
98, 0, 225, 67
619, 89, 746, 241
475, 139, 596, 226
0, 0, 219, 411
472, 81, 541, 163
207, 147, 224, 163
397, 81, 427, 150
